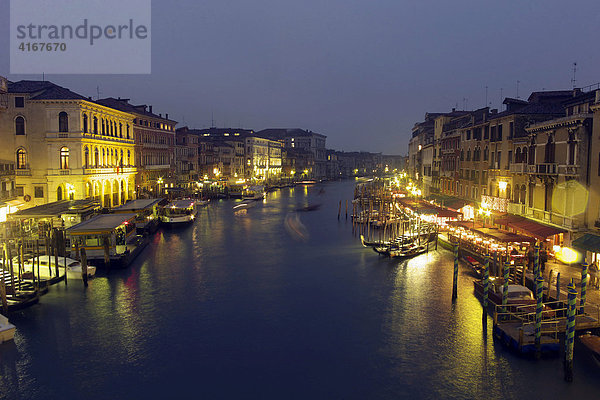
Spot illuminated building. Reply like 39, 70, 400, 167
0, 80, 137, 208
96, 98, 177, 196
245, 136, 282, 183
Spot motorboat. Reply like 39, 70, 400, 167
579, 332, 600, 364
160, 200, 197, 224
242, 186, 265, 201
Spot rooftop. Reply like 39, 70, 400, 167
67, 213, 137, 233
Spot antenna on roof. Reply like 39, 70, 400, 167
96, 86, 102, 100
571, 62, 577, 88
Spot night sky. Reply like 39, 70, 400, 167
2, 0, 599, 154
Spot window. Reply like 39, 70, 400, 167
16, 148, 27, 169
57, 186, 63, 201
126, 124, 130, 139
93, 116, 98, 134
84, 147, 90, 168
484, 126, 489, 139
60, 147, 69, 169
497, 124, 503, 141
15, 116, 25, 135
83, 113, 88, 133
59, 112, 68, 132
15, 186, 24, 196
509, 122, 514, 138
34, 186, 44, 198
14, 97, 24, 108
94, 148, 99, 167
119, 123, 123, 138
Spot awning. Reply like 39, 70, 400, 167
436, 209, 462, 218
508, 219, 566, 240
572, 233, 600, 253
494, 213, 523, 226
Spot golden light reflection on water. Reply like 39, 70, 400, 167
384, 249, 508, 397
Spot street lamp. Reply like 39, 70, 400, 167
478, 205, 491, 227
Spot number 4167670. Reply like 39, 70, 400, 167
18, 42, 67, 51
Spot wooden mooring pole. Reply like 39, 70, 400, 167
80, 247, 88, 288
535, 275, 544, 359
564, 280, 577, 382
483, 254, 490, 325
452, 241, 458, 301
580, 262, 588, 314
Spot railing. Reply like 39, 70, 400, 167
507, 202, 527, 215
47, 132, 135, 144
527, 163, 557, 175
83, 167, 136, 175
558, 165, 579, 176
509, 163, 527, 174
15, 168, 31, 176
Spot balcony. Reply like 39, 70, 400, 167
558, 165, 579, 176
15, 168, 31, 176
527, 163, 557, 175
46, 132, 135, 144
509, 163, 527, 174
83, 167, 137, 175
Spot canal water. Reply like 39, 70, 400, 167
1, 181, 600, 399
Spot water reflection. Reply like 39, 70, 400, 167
2, 181, 600, 399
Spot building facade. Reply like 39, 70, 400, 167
0, 81, 137, 209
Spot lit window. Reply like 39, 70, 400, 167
16, 148, 27, 169
60, 147, 70, 169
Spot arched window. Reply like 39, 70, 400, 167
84, 147, 89, 168
94, 148, 99, 167
60, 147, 69, 169
528, 141, 536, 165
483, 146, 489, 161
120, 150, 124, 166
57, 186, 63, 201
93, 116, 98, 134
127, 150, 131, 166
59, 112, 68, 132
515, 148, 521, 163
83, 113, 88, 133
16, 148, 27, 169
126, 124, 130, 139
102, 148, 105, 166
15, 116, 25, 135
119, 123, 123, 138
522, 147, 527, 164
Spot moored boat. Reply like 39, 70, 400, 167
579, 333, 600, 364
242, 185, 265, 201
160, 200, 197, 224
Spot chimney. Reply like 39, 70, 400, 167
166, 113, 169, 120
452, 108, 456, 112
149, 105, 153, 114
159, 113, 162, 118
573, 88, 582, 97
491, 109, 498, 115
118, 96, 121, 100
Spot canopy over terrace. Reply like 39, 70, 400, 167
446, 221, 534, 242
494, 214, 566, 240
397, 198, 462, 219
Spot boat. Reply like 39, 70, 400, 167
473, 279, 537, 310
0, 313, 16, 343
67, 213, 145, 268
242, 185, 265, 201
160, 200, 197, 224
389, 244, 428, 258
22, 255, 96, 280
579, 333, 600, 364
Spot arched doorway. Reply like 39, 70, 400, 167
57, 186, 63, 201
112, 180, 119, 206
120, 180, 126, 204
